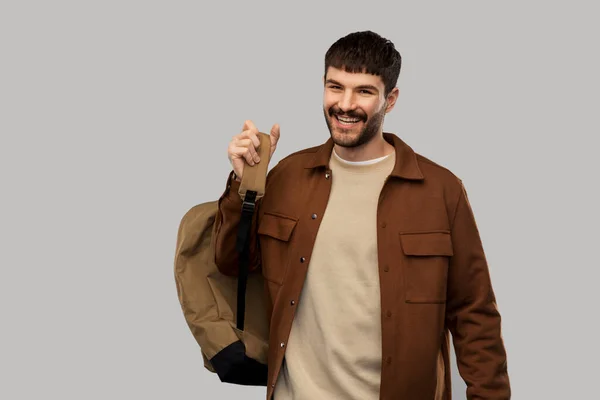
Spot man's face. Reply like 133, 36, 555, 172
322, 66, 391, 148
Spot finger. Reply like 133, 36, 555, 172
230, 147, 257, 166
243, 146, 258, 165
270, 123, 280, 156
246, 142, 261, 162
270, 123, 280, 146
232, 141, 260, 163
228, 139, 249, 161
234, 138, 252, 148
242, 121, 259, 144
243, 120, 258, 135
238, 130, 261, 149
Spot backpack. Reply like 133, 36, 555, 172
174, 132, 271, 385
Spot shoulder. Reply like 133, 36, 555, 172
266, 144, 321, 179
411, 151, 467, 217
415, 152, 463, 187
279, 144, 321, 166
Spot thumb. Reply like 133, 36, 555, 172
270, 123, 280, 157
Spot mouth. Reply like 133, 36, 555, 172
333, 114, 363, 129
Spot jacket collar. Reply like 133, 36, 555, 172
304, 132, 425, 180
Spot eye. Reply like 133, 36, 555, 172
359, 90, 373, 95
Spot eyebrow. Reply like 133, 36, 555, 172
325, 79, 379, 93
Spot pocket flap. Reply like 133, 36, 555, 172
400, 231, 454, 256
258, 212, 298, 242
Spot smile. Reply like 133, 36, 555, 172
335, 115, 362, 127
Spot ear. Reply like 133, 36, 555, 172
384, 87, 400, 113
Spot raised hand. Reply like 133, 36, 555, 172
227, 120, 280, 181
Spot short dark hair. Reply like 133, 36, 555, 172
324, 31, 402, 97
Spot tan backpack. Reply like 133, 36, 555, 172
174, 132, 271, 385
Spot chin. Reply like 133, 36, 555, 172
331, 131, 362, 148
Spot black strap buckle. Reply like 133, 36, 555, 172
242, 199, 256, 214
241, 191, 257, 215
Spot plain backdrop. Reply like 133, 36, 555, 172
1, 1, 599, 399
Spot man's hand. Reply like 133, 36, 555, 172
227, 120, 280, 181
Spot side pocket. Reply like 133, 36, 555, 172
400, 231, 453, 304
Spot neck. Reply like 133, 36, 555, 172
333, 133, 395, 162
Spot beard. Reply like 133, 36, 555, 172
323, 102, 387, 148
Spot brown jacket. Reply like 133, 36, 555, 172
214, 132, 510, 399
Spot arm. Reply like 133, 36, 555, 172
446, 181, 511, 399
213, 170, 262, 276
215, 120, 281, 277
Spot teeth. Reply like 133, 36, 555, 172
337, 116, 360, 123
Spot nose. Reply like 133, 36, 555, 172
337, 90, 357, 113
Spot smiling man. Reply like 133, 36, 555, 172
216, 31, 510, 400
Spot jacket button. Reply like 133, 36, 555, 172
311, 213, 317, 219
272, 383, 275, 388
384, 265, 389, 272
386, 310, 392, 318
290, 300, 295, 305
280, 342, 285, 348
381, 222, 387, 228
300, 257, 305, 263
386, 356, 392, 364
325, 173, 330, 179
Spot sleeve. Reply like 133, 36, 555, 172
445, 181, 511, 399
212, 170, 262, 277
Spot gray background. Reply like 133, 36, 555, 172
1, 1, 598, 399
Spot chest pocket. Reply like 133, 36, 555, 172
400, 231, 453, 304
257, 212, 298, 285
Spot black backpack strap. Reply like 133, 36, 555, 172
233, 131, 270, 332
235, 190, 257, 331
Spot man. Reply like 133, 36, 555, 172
214, 31, 510, 399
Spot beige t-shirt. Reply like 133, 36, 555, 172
274, 147, 396, 400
